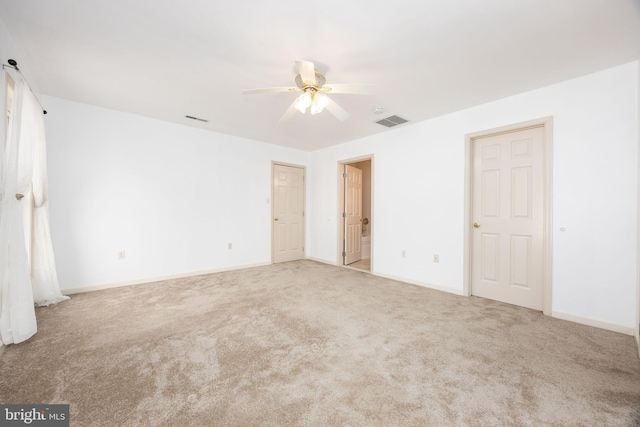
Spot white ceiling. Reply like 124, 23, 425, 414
1, 0, 638, 151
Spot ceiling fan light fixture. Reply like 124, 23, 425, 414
243, 59, 373, 123
310, 93, 329, 115
294, 92, 312, 113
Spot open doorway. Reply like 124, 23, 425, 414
338, 156, 373, 272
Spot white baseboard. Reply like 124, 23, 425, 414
306, 257, 462, 295
552, 310, 635, 336
372, 271, 464, 296
635, 326, 640, 358
305, 257, 463, 296
62, 262, 271, 295
304, 256, 338, 266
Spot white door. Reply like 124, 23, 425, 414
471, 126, 544, 310
344, 165, 362, 265
272, 164, 305, 263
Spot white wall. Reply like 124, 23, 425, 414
0, 15, 44, 130
43, 96, 310, 291
0, 15, 29, 148
309, 61, 639, 330
0, 17, 9, 142
637, 60, 640, 347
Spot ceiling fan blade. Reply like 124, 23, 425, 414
242, 87, 298, 95
295, 59, 316, 85
324, 97, 350, 121
322, 83, 375, 95
279, 97, 299, 124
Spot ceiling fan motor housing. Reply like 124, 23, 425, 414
295, 71, 326, 90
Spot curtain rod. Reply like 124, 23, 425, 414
2, 59, 47, 115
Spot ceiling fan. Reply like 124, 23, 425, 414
242, 60, 374, 123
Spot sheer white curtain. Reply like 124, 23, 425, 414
31, 94, 69, 307
0, 80, 37, 344
0, 78, 68, 344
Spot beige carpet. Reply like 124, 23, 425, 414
1, 260, 639, 426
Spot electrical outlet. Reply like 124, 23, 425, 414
228, 242, 232, 250
118, 250, 125, 260
401, 250, 406, 258
433, 254, 439, 263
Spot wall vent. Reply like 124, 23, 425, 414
375, 115, 408, 128
185, 115, 209, 122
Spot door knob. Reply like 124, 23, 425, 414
473, 222, 480, 228
274, 218, 279, 221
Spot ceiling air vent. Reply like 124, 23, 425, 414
375, 115, 408, 128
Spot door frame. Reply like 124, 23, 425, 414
463, 117, 553, 315
271, 161, 306, 264
337, 155, 374, 269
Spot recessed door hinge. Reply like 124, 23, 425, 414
342, 212, 346, 218
342, 251, 346, 257
343, 173, 347, 178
